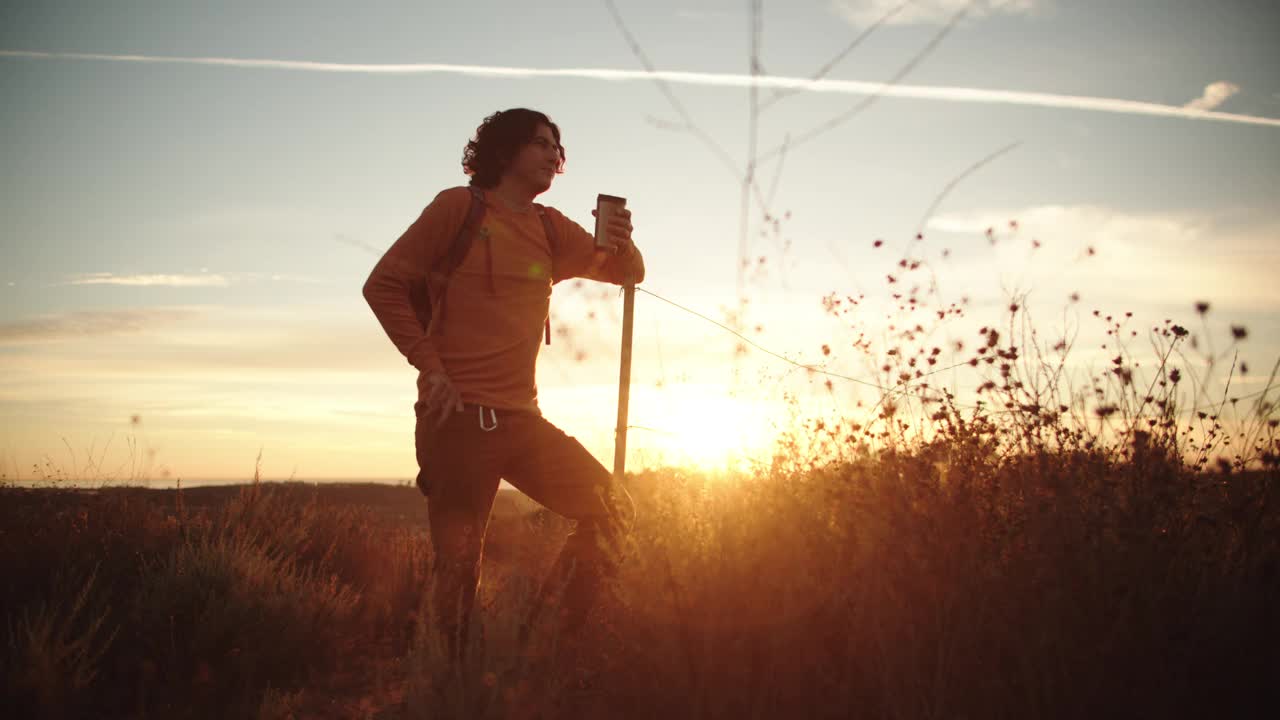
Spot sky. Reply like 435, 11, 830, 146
2, 0, 1278, 484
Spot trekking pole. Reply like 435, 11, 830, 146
613, 282, 636, 481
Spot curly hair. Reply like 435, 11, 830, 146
461, 108, 566, 188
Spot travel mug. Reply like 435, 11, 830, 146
594, 193, 627, 252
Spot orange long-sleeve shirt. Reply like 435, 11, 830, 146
363, 186, 645, 413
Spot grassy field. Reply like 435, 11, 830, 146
3, 440, 1276, 718
5, 285, 1278, 718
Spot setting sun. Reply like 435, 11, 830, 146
534, 382, 781, 475
629, 384, 780, 471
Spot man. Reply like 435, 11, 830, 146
362, 108, 644, 660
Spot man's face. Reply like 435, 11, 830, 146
506, 124, 562, 194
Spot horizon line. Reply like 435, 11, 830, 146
3, 49, 1279, 129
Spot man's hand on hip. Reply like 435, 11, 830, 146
425, 371, 464, 428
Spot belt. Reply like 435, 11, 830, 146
458, 402, 528, 432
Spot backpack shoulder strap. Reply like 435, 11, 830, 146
423, 186, 486, 335
534, 203, 560, 259
435, 186, 487, 278
533, 203, 560, 346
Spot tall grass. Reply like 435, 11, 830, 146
0, 480, 431, 718
3, 294, 1276, 718
3, 432, 1275, 718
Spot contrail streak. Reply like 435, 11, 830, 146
4, 49, 1278, 129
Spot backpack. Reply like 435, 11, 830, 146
409, 186, 561, 345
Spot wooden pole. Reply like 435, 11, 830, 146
613, 282, 636, 481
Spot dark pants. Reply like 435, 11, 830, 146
415, 401, 633, 659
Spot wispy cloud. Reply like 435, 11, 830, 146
3, 49, 1278, 129
0, 307, 392, 373
334, 233, 383, 256
65, 272, 232, 287
0, 308, 197, 343
832, 0, 1039, 28
240, 272, 327, 284
1184, 81, 1241, 111
926, 205, 1280, 311
59, 272, 325, 287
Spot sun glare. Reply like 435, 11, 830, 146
626, 384, 778, 472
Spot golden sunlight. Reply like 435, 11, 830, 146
543, 383, 782, 472
642, 385, 779, 470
